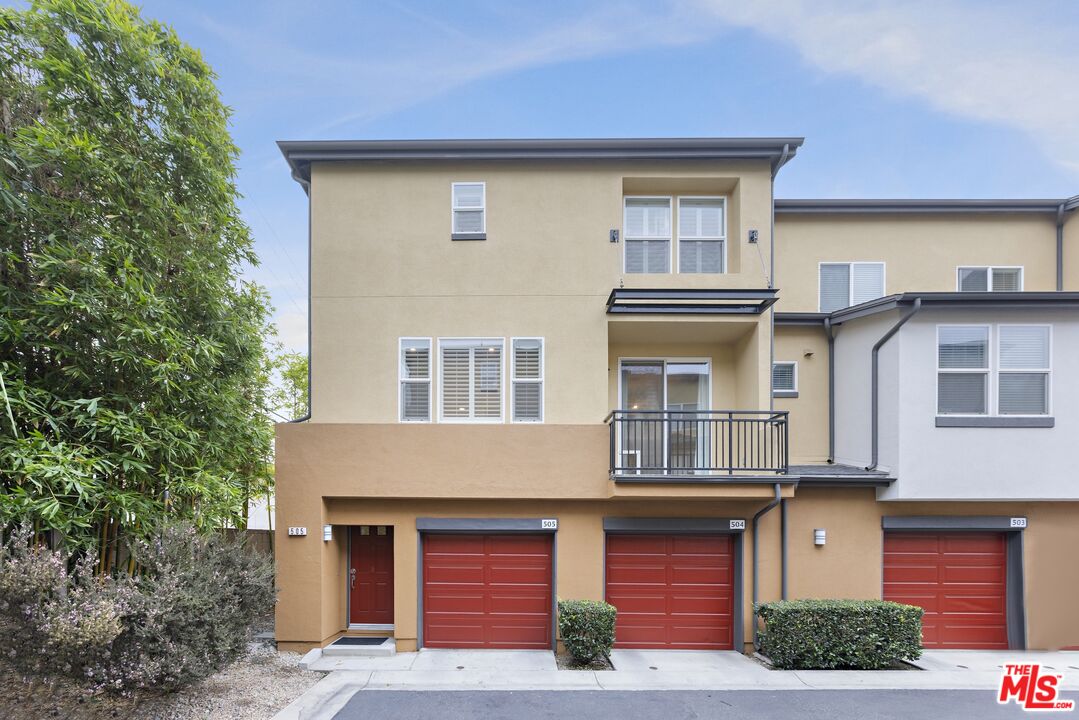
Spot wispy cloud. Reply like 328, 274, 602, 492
198, 1, 717, 157
691, 0, 1079, 174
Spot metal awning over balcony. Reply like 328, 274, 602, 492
605, 288, 778, 315
606, 410, 789, 481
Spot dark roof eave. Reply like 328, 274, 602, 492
775, 198, 1072, 215
278, 137, 805, 184
829, 292, 1079, 324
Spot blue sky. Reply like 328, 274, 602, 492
25, 0, 1079, 351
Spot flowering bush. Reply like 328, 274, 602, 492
0, 523, 274, 692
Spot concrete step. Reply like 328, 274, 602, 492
322, 637, 396, 657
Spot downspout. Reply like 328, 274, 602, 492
866, 298, 922, 471
780, 499, 788, 600
823, 317, 836, 463
288, 166, 313, 423
752, 482, 783, 649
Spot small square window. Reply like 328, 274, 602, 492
772, 362, 797, 394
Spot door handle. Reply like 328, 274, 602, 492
349, 568, 356, 590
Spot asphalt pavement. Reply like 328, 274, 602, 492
333, 689, 1079, 719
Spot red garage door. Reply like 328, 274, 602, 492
883, 532, 1008, 649
605, 534, 734, 649
422, 534, 552, 649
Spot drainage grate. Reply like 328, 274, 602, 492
331, 637, 388, 647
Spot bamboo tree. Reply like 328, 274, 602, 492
0, 0, 276, 571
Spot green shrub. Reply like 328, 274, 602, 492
557, 599, 616, 663
756, 599, 923, 670
0, 523, 275, 692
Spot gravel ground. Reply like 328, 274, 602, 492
0, 642, 321, 720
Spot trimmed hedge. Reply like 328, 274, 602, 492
756, 599, 923, 669
557, 599, 616, 662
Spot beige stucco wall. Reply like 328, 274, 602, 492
309, 160, 776, 424
774, 213, 1059, 313
773, 326, 830, 464
275, 461, 1079, 653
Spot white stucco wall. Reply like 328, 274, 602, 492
833, 310, 901, 473
875, 309, 1079, 501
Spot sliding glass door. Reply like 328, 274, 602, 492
619, 360, 710, 473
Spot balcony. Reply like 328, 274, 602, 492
606, 410, 789, 480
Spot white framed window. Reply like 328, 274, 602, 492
936, 324, 1051, 416
511, 338, 544, 422
937, 325, 989, 415
997, 325, 1050, 415
819, 262, 886, 312
957, 266, 1023, 292
399, 338, 432, 422
438, 338, 504, 422
772, 361, 797, 393
678, 197, 726, 273
624, 196, 671, 273
451, 182, 485, 236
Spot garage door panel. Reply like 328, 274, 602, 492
608, 534, 668, 554
423, 533, 552, 649
606, 533, 734, 650
670, 535, 731, 555
883, 531, 1008, 650
607, 564, 667, 584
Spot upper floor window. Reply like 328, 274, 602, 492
624, 197, 671, 273
819, 262, 885, 312
451, 182, 485, 238
678, 198, 726, 273
772, 361, 797, 395
511, 338, 544, 422
937, 324, 1050, 416
399, 338, 432, 422
439, 338, 503, 422
957, 266, 1023, 292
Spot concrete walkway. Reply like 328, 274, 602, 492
273, 649, 1079, 720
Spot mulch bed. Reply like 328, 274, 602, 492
555, 652, 614, 671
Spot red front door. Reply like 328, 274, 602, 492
349, 526, 394, 625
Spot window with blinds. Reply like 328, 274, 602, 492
399, 338, 431, 422
998, 325, 1049, 415
439, 338, 503, 421
452, 182, 485, 236
937, 326, 988, 415
819, 262, 885, 312
624, 197, 671, 273
957, 266, 1023, 292
511, 338, 544, 422
772, 362, 797, 392
678, 198, 725, 273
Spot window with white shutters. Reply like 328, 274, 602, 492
399, 338, 431, 422
624, 197, 671, 273
439, 339, 503, 421
998, 325, 1049, 415
452, 182, 485, 237
511, 338, 544, 422
819, 262, 885, 312
772, 362, 797, 393
957, 266, 1023, 292
937, 326, 989, 415
678, 198, 725, 273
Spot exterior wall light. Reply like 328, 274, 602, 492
323, 524, 333, 542
814, 528, 826, 546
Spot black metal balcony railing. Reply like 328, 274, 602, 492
605, 410, 789, 476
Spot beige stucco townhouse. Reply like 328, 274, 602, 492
273, 138, 1079, 654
